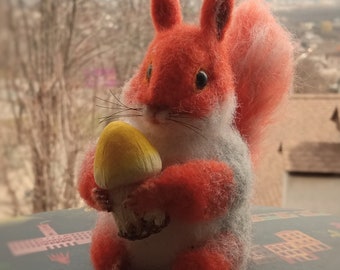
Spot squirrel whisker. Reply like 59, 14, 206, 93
95, 96, 128, 110
110, 90, 142, 111
169, 112, 208, 121
96, 91, 142, 112
99, 113, 143, 124
167, 118, 207, 140
95, 104, 121, 110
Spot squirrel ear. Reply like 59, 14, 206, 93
200, 0, 234, 41
151, 0, 182, 32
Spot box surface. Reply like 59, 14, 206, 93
1, 207, 339, 269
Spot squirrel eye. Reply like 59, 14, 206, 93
146, 64, 152, 81
195, 70, 208, 90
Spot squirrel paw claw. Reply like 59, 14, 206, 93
92, 188, 113, 212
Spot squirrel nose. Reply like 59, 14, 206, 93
145, 105, 170, 124
146, 104, 168, 114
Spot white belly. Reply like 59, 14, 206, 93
119, 96, 252, 270
126, 219, 223, 270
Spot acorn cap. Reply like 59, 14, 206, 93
94, 121, 162, 189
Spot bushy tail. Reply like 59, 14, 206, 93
228, 0, 294, 156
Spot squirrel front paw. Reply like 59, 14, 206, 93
120, 181, 169, 240
92, 187, 113, 212
124, 180, 162, 216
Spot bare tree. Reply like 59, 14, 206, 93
4, 0, 120, 213
0, 0, 210, 216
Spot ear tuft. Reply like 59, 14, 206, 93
201, 0, 234, 41
151, 0, 182, 32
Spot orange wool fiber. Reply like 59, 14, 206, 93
173, 232, 242, 270
229, 0, 294, 155
126, 1, 234, 118
77, 145, 99, 210
173, 249, 231, 270
77, 0, 294, 269
201, 0, 234, 41
127, 27, 234, 118
91, 213, 128, 270
126, 160, 235, 223
151, 0, 182, 32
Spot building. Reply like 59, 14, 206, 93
253, 94, 340, 215
283, 142, 340, 215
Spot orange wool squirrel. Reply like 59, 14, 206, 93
78, 0, 294, 269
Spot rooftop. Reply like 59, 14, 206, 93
285, 142, 340, 174
253, 93, 340, 206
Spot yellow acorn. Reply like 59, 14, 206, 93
94, 121, 167, 240
94, 121, 162, 189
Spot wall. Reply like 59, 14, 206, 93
253, 94, 340, 207
283, 173, 340, 216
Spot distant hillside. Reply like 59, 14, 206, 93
275, 4, 340, 24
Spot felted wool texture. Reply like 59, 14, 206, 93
151, 0, 182, 32
91, 213, 128, 269
77, 144, 99, 210
126, 160, 235, 223
77, 0, 294, 269
228, 0, 294, 157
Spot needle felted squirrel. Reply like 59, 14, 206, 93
78, 0, 294, 269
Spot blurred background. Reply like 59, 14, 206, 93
0, 0, 339, 219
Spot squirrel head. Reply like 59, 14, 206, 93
124, 0, 235, 119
